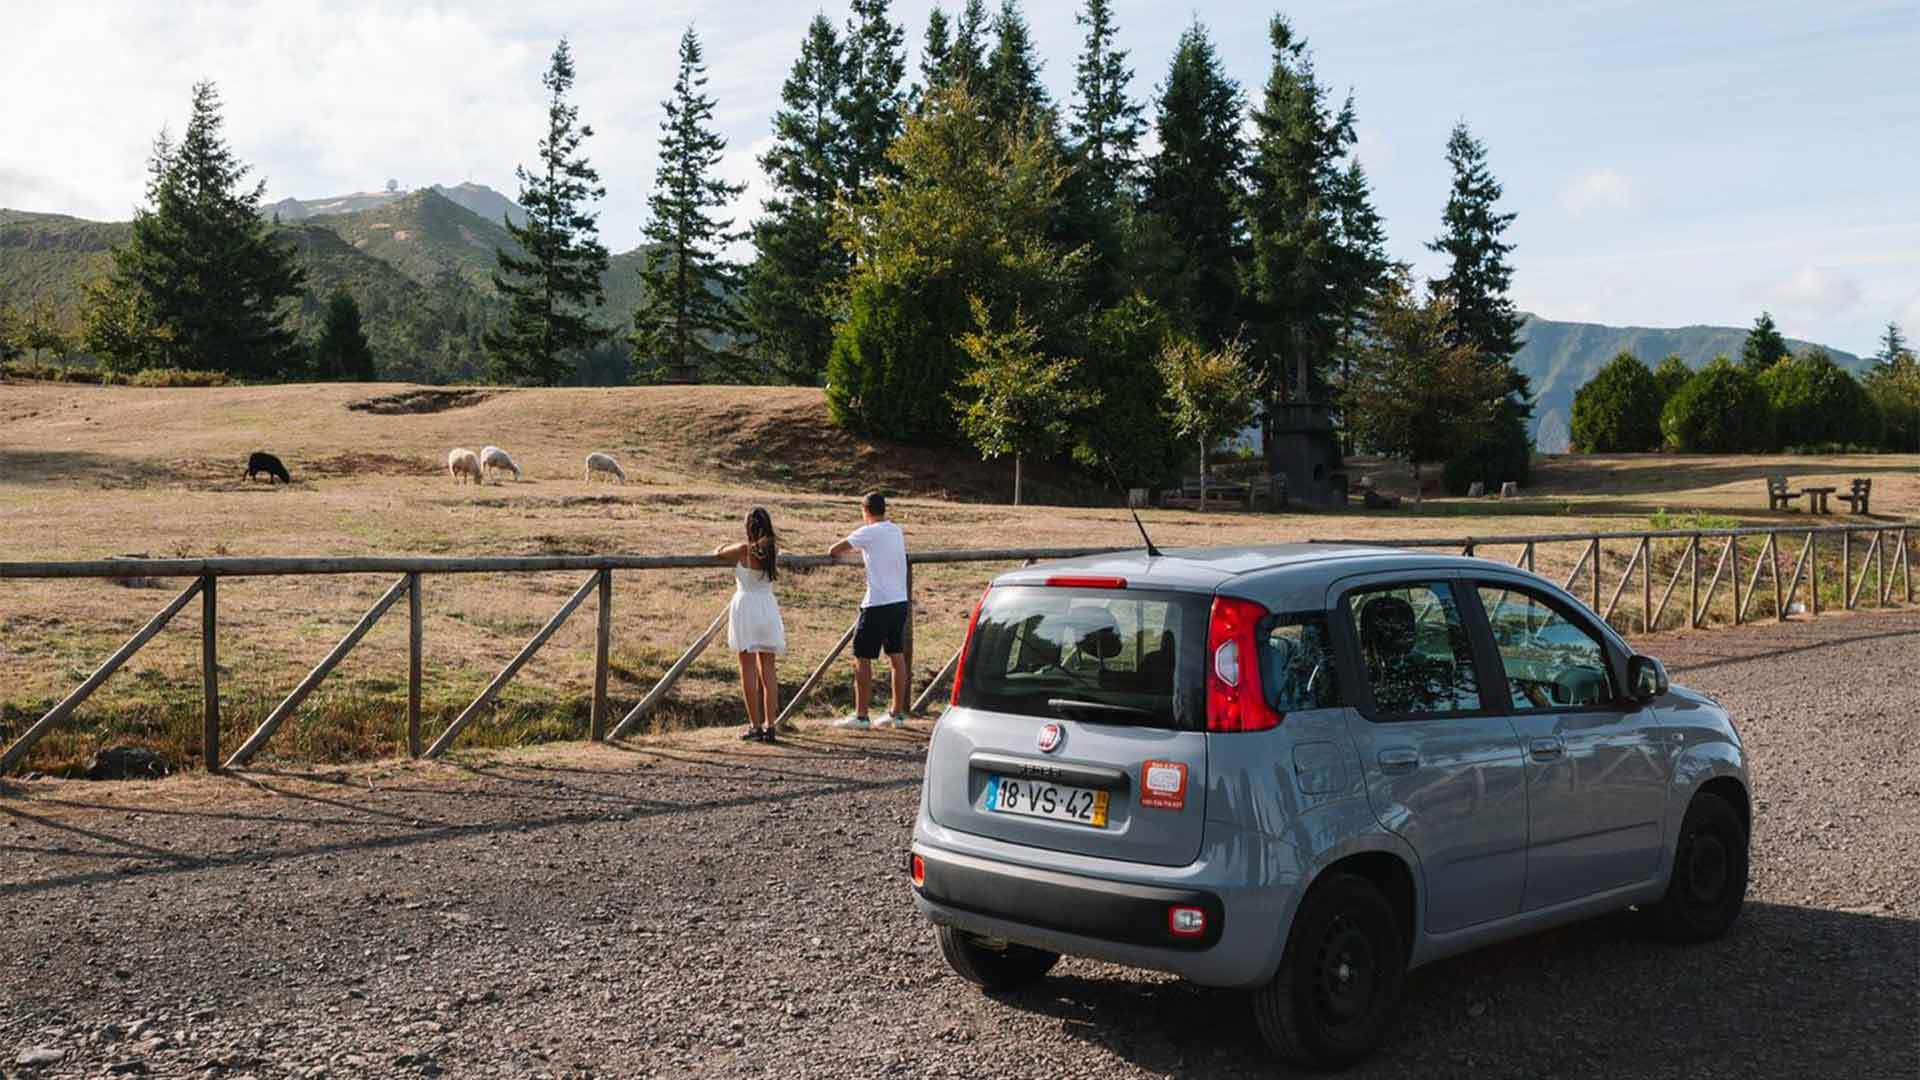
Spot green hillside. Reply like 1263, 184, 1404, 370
263, 181, 529, 228
1516, 314, 1867, 452
0, 210, 127, 317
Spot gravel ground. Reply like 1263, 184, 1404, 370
3, 610, 1917, 1079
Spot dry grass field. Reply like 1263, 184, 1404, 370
1, 379, 1913, 774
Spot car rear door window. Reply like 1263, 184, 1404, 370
1262, 613, 1340, 711
1475, 585, 1615, 709
1343, 581, 1481, 716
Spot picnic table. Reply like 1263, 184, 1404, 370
1802, 485, 1836, 514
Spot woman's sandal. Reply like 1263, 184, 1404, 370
739, 727, 763, 742
761, 726, 778, 744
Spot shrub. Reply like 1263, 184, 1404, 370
127, 367, 231, 388
1650, 507, 1739, 531
1651, 354, 1691, 406
1863, 355, 1920, 452
1571, 351, 1662, 451
1660, 356, 1774, 452
1757, 349, 1878, 448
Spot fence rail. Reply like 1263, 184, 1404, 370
2, 526, 1912, 776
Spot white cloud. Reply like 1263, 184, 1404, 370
1768, 264, 1863, 315
1560, 169, 1636, 215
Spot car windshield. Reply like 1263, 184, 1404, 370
956, 585, 1209, 729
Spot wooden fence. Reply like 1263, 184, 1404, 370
1, 525, 1911, 776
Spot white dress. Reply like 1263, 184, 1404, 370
727, 564, 786, 655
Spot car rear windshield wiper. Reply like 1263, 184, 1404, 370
1047, 697, 1155, 719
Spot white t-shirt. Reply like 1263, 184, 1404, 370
847, 520, 908, 608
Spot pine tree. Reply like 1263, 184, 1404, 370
633, 27, 748, 383
1140, 23, 1245, 349
983, 0, 1052, 136
1328, 158, 1396, 383
915, 5, 954, 106
1427, 120, 1532, 491
312, 287, 376, 381
1067, 0, 1144, 224
951, 0, 990, 87
745, 15, 846, 384
1878, 321, 1909, 365
484, 39, 612, 386
1739, 311, 1788, 373
98, 84, 304, 377
836, 0, 908, 195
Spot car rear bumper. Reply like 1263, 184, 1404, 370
913, 845, 1225, 949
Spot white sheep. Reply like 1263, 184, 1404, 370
584, 452, 626, 485
447, 448, 484, 485
480, 445, 522, 483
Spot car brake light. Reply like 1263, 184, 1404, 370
1168, 906, 1206, 937
910, 853, 926, 888
1044, 575, 1128, 589
950, 588, 989, 706
1206, 595, 1282, 733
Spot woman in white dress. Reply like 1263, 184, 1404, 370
715, 507, 786, 742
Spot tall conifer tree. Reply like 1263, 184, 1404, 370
485, 39, 611, 385
1740, 311, 1789, 372
836, 0, 907, 195
983, 0, 1053, 135
633, 27, 748, 382
915, 5, 954, 107
950, 0, 989, 86
1140, 23, 1245, 348
312, 287, 376, 381
1428, 121, 1532, 490
1068, 0, 1143, 217
745, 15, 846, 383
98, 83, 303, 377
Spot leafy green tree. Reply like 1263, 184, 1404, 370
826, 81, 1085, 442
1341, 274, 1508, 501
1075, 293, 1178, 487
1876, 321, 1908, 365
1140, 22, 1245, 349
81, 275, 175, 374
0, 303, 21, 363
484, 39, 611, 386
18, 299, 72, 365
1651, 353, 1692, 405
1661, 356, 1774, 452
954, 298, 1099, 504
1758, 348, 1877, 448
1158, 335, 1258, 509
836, 0, 907, 194
633, 27, 748, 383
1570, 351, 1661, 451
312, 287, 376, 381
1427, 121, 1532, 492
1739, 311, 1789, 373
1864, 347, 1920, 451
983, 0, 1053, 136
100, 84, 304, 377
745, 15, 846, 384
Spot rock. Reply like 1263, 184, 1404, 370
16, 1047, 65, 1067
1467, 481, 1485, 497
86, 746, 169, 781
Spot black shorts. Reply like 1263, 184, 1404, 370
852, 601, 909, 659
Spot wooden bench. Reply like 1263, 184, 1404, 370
1836, 478, 1872, 514
1766, 474, 1804, 511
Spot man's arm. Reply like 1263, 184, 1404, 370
827, 537, 856, 560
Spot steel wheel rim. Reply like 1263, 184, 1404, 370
1312, 911, 1378, 1027
1685, 827, 1730, 908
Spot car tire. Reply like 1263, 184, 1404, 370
936, 926, 1059, 992
1253, 873, 1406, 1070
1646, 790, 1748, 943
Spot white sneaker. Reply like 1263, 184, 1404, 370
833, 714, 871, 730
875, 713, 907, 729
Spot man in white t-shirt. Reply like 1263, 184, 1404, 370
827, 491, 910, 729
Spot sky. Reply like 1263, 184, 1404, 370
4, 0, 1917, 356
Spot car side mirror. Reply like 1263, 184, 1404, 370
1627, 655, 1669, 703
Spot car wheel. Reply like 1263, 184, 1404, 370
1253, 873, 1406, 1070
936, 925, 1059, 992
1646, 791, 1748, 942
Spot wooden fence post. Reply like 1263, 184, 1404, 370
1809, 532, 1820, 616
903, 560, 915, 708
202, 575, 219, 772
1731, 533, 1743, 625
912, 644, 965, 714
1642, 538, 1653, 634
407, 572, 422, 758
425, 572, 599, 759
591, 569, 612, 742
1770, 531, 1783, 620
1591, 537, 1602, 611
774, 619, 858, 730
1843, 530, 1853, 609
226, 574, 411, 769
0, 577, 204, 775
610, 606, 729, 739
1689, 534, 1701, 629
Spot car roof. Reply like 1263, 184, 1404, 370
993, 543, 1462, 591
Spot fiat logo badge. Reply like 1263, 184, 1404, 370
1037, 723, 1063, 753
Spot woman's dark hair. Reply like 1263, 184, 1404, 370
746, 507, 778, 580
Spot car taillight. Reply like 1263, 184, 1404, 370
950, 588, 989, 706
910, 853, 926, 888
1206, 595, 1281, 732
1043, 575, 1128, 589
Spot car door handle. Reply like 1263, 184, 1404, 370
1529, 737, 1564, 760
1377, 748, 1419, 774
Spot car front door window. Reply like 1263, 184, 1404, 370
1476, 586, 1614, 710
1347, 582, 1481, 717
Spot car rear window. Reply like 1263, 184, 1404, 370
955, 585, 1209, 729
1261, 612, 1340, 711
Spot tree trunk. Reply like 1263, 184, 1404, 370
1412, 459, 1423, 505
1199, 437, 1208, 513
1013, 456, 1024, 507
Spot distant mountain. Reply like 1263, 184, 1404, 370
308, 188, 516, 292
1515, 314, 1864, 453
263, 182, 528, 228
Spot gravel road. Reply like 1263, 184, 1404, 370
4, 610, 1917, 1079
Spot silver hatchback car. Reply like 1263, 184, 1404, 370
910, 544, 1750, 1069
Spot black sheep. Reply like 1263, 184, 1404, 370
246, 451, 291, 484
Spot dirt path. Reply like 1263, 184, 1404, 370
3, 611, 1918, 1078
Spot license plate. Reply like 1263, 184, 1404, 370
985, 774, 1109, 828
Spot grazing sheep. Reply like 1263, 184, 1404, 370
447, 448, 484, 485
245, 451, 291, 485
584, 452, 626, 485
479, 445, 522, 483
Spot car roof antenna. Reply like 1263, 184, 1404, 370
1130, 506, 1164, 558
